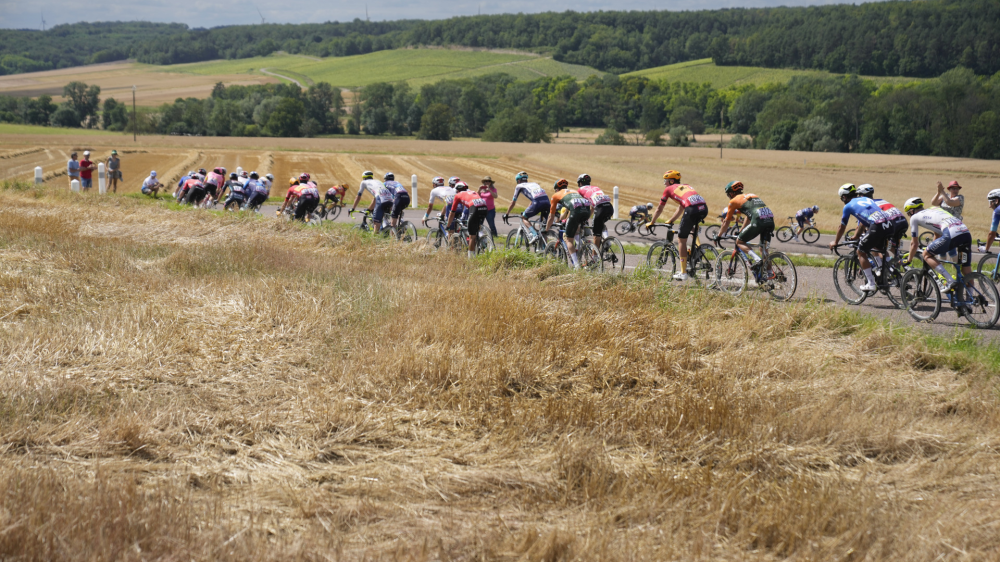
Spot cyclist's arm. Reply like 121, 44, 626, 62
505, 189, 521, 215
904, 234, 918, 264
986, 231, 997, 253
664, 203, 684, 225
545, 201, 559, 231
647, 200, 668, 225
350, 184, 366, 212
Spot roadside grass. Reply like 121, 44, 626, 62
3, 183, 1000, 559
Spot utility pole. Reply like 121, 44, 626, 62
132, 85, 137, 142
720, 108, 724, 159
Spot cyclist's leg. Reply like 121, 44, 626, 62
592, 202, 613, 247
564, 208, 588, 266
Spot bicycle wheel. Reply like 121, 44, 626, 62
845, 228, 856, 241
224, 199, 241, 212
579, 242, 602, 271
614, 221, 632, 236
960, 273, 1000, 328
901, 269, 941, 322
715, 251, 749, 296
881, 263, 905, 309
506, 228, 525, 250
477, 232, 496, 254
802, 227, 821, 244
977, 253, 1000, 282
690, 243, 720, 285
427, 229, 446, 250
704, 224, 720, 242
543, 241, 567, 264
397, 221, 418, 243
328, 205, 342, 221
775, 226, 793, 243
918, 231, 935, 247
832, 254, 868, 305
645, 241, 677, 275
600, 237, 626, 272
638, 222, 653, 237
762, 252, 798, 301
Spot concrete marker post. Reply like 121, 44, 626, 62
98, 163, 107, 194
71, 179, 81, 193
613, 186, 620, 219
34, 167, 43, 185
236, 166, 243, 177
411, 174, 418, 207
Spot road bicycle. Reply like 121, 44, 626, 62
594, 227, 626, 272
704, 216, 744, 247
503, 214, 547, 253
775, 216, 821, 244
714, 234, 797, 300
543, 226, 601, 271
830, 241, 905, 308
975, 239, 1000, 282
316, 200, 344, 221
426, 216, 494, 253
351, 209, 418, 242
614, 213, 654, 237
645, 224, 719, 284
900, 254, 1000, 328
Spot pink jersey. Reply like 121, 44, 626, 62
661, 184, 706, 208
578, 185, 611, 206
205, 171, 224, 188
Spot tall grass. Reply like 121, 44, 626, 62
0, 184, 999, 560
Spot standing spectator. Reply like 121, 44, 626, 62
478, 175, 498, 237
106, 150, 121, 193
932, 180, 964, 219
79, 150, 95, 191
67, 151, 80, 190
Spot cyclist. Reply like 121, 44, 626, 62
263, 173, 274, 192
382, 172, 410, 229
238, 170, 250, 188
545, 179, 592, 269
646, 170, 709, 281
446, 182, 489, 258
174, 170, 194, 200
278, 177, 301, 215
576, 173, 613, 249
424, 176, 456, 227
349, 171, 393, 233
862, 184, 908, 259
502, 171, 549, 244
324, 184, 347, 209
140, 171, 163, 198
629, 203, 653, 222
718, 181, 776, 278
903, 197, 973, 293
244, 172, 269, 210
793, 205, 820, 240
204, 167, 226, 204
295, 179, 320, 221
448, 176, 461, 189
828, 183, 893, 292
177, 173, 206, 205
981, 190, 1000, 253
222, 172, 246, 208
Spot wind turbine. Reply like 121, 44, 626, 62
254, 5, 265, 24
41, 11, 46, 31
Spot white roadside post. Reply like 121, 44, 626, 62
411, 174, 418, 208
71, 179, 81, 193
236, 166, 243, 176
612, 186, 620, 219
98, 162, 107, 194
34, 167, 43, 185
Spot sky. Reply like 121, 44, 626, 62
3, 0, 890, 30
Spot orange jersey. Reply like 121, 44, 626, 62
549, 189, 577, 214
285, 184, 302, 200
724, 193, 772, 223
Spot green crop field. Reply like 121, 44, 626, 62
623, 58, 919, 88
169, 49, 602, 88
0, 123, 119, 136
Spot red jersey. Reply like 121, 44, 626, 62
451, 190, 488, 212
661, 184, 706, 208
285, 184, 302, 200
80, 159, 93, 179
328, 185, 346, 197
183, 178, 203, 190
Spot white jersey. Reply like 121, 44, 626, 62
260, 178, 272, 191
358, 179, 393, 204
239, 176, 250, 188
512, 182, 547, 202
142, 176, 159, 190
428, 186, 457, 209
910, 207, 968, 238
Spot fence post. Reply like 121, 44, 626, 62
236, 166, 243, 177
71, 179, 81, 193
34, 167, 43, 185
98, 163, 107, 194
613, 186, 619, 219
411, 174, 418, 207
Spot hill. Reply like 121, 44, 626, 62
623, 59, 919, 89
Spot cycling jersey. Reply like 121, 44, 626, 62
512, 182, 548, 203
630, 205, 648, 216
254, 179, 271, 196
182, 178, 203, 192
451, 190, 488, 214
327, 185, 346, 198
227, 180, 245, 196
577, 185, 611, 207
177, 175, 190, 188
841, 197, 889, 228
992, 206, 1000, 233
243, 179, 260, 194
285, 184, 301, 200
298, 183, 319, 198
661, 184, 707, 209
205, 172, 224, 188
358, 179, 393, 204
428, 186, 457, 210
795, 207, 815, 219
873, 199, 904, 221
384, 180, 408, 195
724, 193, 774, 224
910, 207, 969, 238
550, 190, 592, 214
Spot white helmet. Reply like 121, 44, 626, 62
266, 173, 274, 181
903, 197, 924, 213
857, 183, 874, 197
645, 203, 654, 210
988, 189, 1000, 201
838, 183, 857, 198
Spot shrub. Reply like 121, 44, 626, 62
726, 134, 752, 149
417, 103, 453, 141
482, 109, 550, 143
595, 128, 627, 145
49, 106, 80, 128
667, 126, 690, 147
645, 129, 665, 146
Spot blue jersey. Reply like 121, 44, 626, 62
993, 206, 1000, 233
796, 207, 815, 219
384, 180, 408, 195
841, 197, 888, 228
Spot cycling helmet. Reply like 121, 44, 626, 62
515, 171, 528, 183
724, 180, 744, 196
903, 197, 924, 213
384, 172, 394, 181
265, 173, 273, 181
432, 176, 445, 187
454, 181, 469, 192
289, 177, 298, 186
220, 167, 227, 176
230, 173, 238, 180
988, 189, 1000, 201
213, 167, 224, 175
857, 183, 874, 197
240, 171, 248, 177
554, 178, 569, 191
198, 168, 207, 176
448, 176, 460, 188
577, 173, 591, 186
300, 173, 311, 183
812, 205, 819, 212
663, 170, 681, 181
645, 203, 654, 210
838, 183, 857, 199
250, 172, 259, 180
188, 170, 196, 176
361, 171, 373, 180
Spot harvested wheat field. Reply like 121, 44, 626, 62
2, 175, 1000, 560
4, 136, 1000, 233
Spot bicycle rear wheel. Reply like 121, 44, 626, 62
833, 254, 868, 305
918, 231, 935, 247
328, 205, 343, 221
645, 241, 677, 275
882, 263, 905, 309
579, 242, 601, 271
960, 273, 1000, 328
691, 244, 719, 285
476, 232, 496, 254
614, 221, 632, 236
506, 228, 526, 250
802, 227, 821, 244
397, 221, 418, 243
543, 241, 568, 264
775, 226, 793, 243
638, 222, 653, 237
715, 252, 748, 296
901, 269, 941, 322
600, 237, 626, 272
427, 229, 446, 250
763, 252, 797, 301
977, 253, 1000, 282
224, 200, 241, 212
704, 224, 720, 242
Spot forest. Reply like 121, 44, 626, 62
0, 0, 997, 77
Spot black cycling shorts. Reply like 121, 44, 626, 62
373, 201, 393, 224
858, 221, 891, 255
295, 195, 318, 220
591, 202, 614, 236
927, 230, 972, 267
467, 206, 488, 236
391, 192, 410, 219
678, 204, 708, 239
565, 206, 593, 239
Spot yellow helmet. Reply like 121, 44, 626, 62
663, 170, 681, 181
288, 177, 298, 186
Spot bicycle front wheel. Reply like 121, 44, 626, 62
691, 243, 720, 285
614, 221, 632, 236
918, 231, 935, 247
977, 253, 1000, 282
645, 241, 677, 275
397, 221, 417, 243
715, 251, 748, 296
579, 242, 601, 271
600, 237, 626, 272
762, 252, 797, 301
802, 227, 821, 244
704, 224, 720, 242
882, 263, 905, 309
901, 269, 941, 322
833, 254, 868, 305
960, 273, 1000, 328
328, 205, 343, 221
427, 229, 446, 250
775, 226, 793, 243
506, 228, 526, 250
477, 232, 496, 255
543, 241, 568, 264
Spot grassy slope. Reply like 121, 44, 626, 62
624, 58, 919, 88
2, 181, 1000, 559
169, 50, 601, 88
0, 123, 119, 136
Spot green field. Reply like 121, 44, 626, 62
0, 123, 119, 136
169, 49, 601, 88
623, 58, 919, 88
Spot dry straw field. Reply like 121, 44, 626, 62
2, 139, 1000, 559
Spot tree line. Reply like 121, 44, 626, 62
1, 1, 997, 78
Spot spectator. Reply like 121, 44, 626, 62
141, 171, 164, 198
67, 151, 80, 190
932, 180, 964, 219
106, 150, 121, 193
478, 175, 498, 237
79, 150, 94, 191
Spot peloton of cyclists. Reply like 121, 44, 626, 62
350, 170, 394, 233
829, 184, 894, 293
858, 183, 908, 259
646, 170, 709, 281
